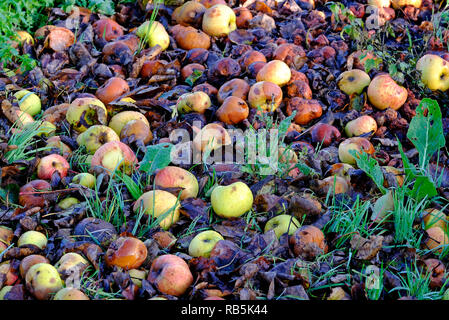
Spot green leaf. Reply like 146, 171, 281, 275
185, 69, 203, 86
278, 111, 296, 143
350, 149, 387, 194
407, 98, 445, 171
409, 175, 438, 201
116, 174, 142, 200
140, 143, 174, 175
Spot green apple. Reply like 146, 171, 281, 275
136, 21, 170, 51
265, 214, 300, 238
344, 115, 377, 137
416, 54, 449, 91
36, 121, 56, 137
58, 197, 80, 209
72, 172, 96, 188
337, 69, 371, 95
211, 181, 253, 218
188, 230, 224, 258
76, 125, 120, 154
14, 90, 41, 116
18, 231, 47, 249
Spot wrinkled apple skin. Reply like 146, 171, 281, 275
337, 69, 371, 95
211, 181, 254, 218
344, 115, 378, 137
91, 141, 137, 175
154, 166, 199, 200
265, 215, 300, 238
416, 54, 449, 92
133, 190, 181, 230
188, 230, 224, 257
55, 252, 89, 279
77, 125, 120, 154
148, 254, 193, 296
367, 74, 407, 110
136, 21, 170, 51
25, 263, 63, 300
202, 4, 236, 37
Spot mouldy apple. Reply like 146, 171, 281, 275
344, 115, 378, 137
136, 21, 170, 51
72, 172, 96, 189
310, 123, 341, 146
92, 18, 124, 42
176, 91, 211, 114
76, 125, 120, 154
18, 231, 47, 249
211, 181, 254, 218
256, 60, 292, 87
172, 1, 206, 27
217, 78, 250, 104
367, 74, 407, 110
265, 215, 300, 238
188, 230, 224, 258
202, 4, 236, 37
46, 136, 72, 159
91, 141, 138, 175
37, 154, 70, 180
133, 190, 181, 230
338, 137, 375, 165
416, 54, 449, 91
25, 263, 63, 300
53, 288, 89, 300
105, 237, 148, 270
148, 254, 193, 296
108, 111, 150, 136
0, 262, 18, 286
55, 252, 89, 279
19, 180, 51, 209
171, 25, 211, 50
154, 166, 199, 200
248, 81, 283, 112
66, 97, 107, 132
337, 69, 371, 95
289, 225, 328, 260
14, 90, 41, 116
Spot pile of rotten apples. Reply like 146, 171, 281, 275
0, 0, 449, 300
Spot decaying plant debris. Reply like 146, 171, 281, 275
0, 0, 449, 301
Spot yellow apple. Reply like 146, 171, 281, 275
416, 54, 449, 92
76, 125, 120, 154
133, 190, 181, 230
188, 230, 224, 257
14, 90, 41, 116
72, 172, 96, 189
136, 21, 170, 51
265, 214, 300, 238
211, 181, 253, 218
18, 231, 47, 249
337, 69, 371, 95
202, 4, 236, 37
